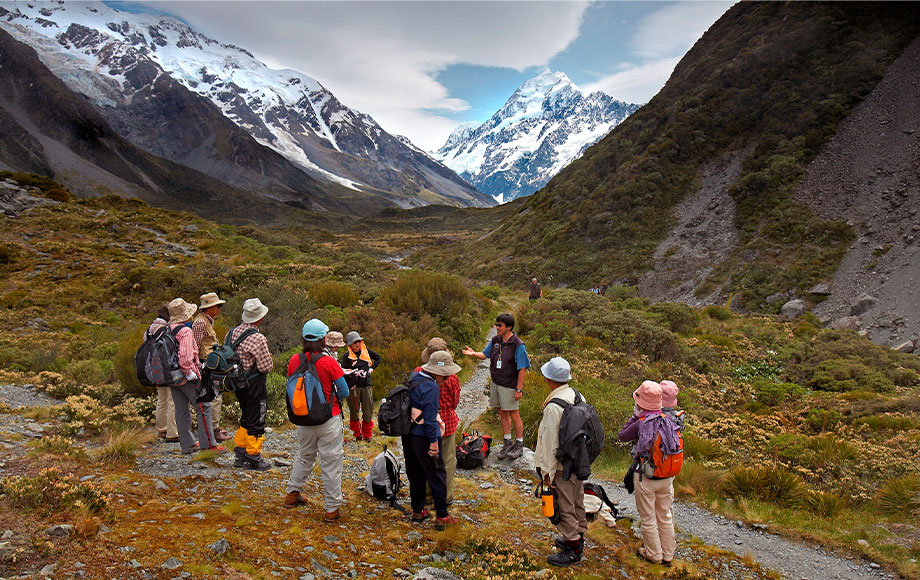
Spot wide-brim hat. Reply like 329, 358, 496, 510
241, 298, 269, 324
541, 356, 572, 382
421, 350, 461, 376
167, 298, 197, 324
346, 331, 364, 345
325, 331, 346, 348
199, 292, 226, 310
421, 337, 448, 363
660, 380, 679, 408
633, 380, 663, 411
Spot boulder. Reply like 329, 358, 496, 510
45, 524, 74, 537
893, 340, 915, 353
484, 446, 535, 471
830, 316, 862, 331
413, 568, 462, 580
850, 293, 878, 316
765, 292, 789, 305
208, 538, 230, 556
780, 299, 807, 318
808, 283, 832, 295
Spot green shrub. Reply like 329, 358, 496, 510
682, 432, 725, 461
529, 313, 576, 354
854, 414, 920, 431
808, 358, 893, 392
704, 305, 733, 321
44, 188, 72, 202
0, 243, 18, 265
754, 379, 804, 406
723, 465, 767, 498
876, 476, 920, 518
65, 359, 107, 386
804, 490, 847, 518
581, 309, 683, 362
648, 302, 700, 334
479, 285, 501, 300
222, 280, 315, 355
378, 270, 469, 321
806, 408, 841, 433
0, 468, 110, 515
264, 373, 289, 427
114, 323, 147, 397
724, 465, 806, 508
309, 280, 359, 309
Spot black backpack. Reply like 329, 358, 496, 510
135, 325, 183, 387
550, 390, 605, 481
378, 374, 423, 437
456, 431, 493, 469
204, 327, 259, 393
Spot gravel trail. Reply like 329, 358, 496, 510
454, 327, 496, 430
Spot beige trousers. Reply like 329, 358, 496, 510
286, 415, 345, 512
211, 393, 222, 429
155, 386, 177, 438
634, 473, 676, 562
553, 470, 587, 541
427, 430, 457, 504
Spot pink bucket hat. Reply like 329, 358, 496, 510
660, 380, 679, 407
633, 380, 662, 411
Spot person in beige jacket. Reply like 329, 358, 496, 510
192, 292, 231, 442
534, 356, 587, 567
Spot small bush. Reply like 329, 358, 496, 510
724, 465, 806, 508
754, 379, 804, 407
854, 414, 920, 431
29, 435, 85, 458
648, 302, 700, 334
65, 359, 107, 386
806, 408, 841, 433
876, 475, 920, 518
804, 490, 847, 518
264, 373, 288, 427
683, 432, 725, 461
95, 427, 153, 465
309, 281, 359, 309
0, 468, 111, 515
479, 285, 501, 300
44, 188, 72, 202
723, 466, 766, 499
114, 323, 147, 397
704, 305, 733, 321
675, 461, 723, 497
529, 313, 576, 354
0, 243, 19, 265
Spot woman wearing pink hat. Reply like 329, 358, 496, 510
618, 380, 678, 567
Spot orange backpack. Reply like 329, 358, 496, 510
639, 413, 684, 479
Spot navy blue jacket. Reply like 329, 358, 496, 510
408, 371, 441, 442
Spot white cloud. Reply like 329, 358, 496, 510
143, 1, 588, 151
583, 57, 681, 104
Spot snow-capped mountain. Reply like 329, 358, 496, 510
0, 1, 491, 209
436, 71, 640, 203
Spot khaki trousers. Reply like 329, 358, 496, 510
427, 430, 457, 504
286, 415, 345, 512
211, 393, 222, 428
634, 473, 676, 562
155, 386, 177, 438
553, 470, 587, 541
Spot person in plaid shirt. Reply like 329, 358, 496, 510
227, 298, 274, 471
415, 337, 461, 505
192, 292, 231, 442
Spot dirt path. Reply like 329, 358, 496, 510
451, 358, 897, 580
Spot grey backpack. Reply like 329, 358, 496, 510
365, 446, 403, 505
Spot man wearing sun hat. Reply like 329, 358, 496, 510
535, 356, 587, 567
226, 298, 273, 471
192, 292, 231, 442
166, 298, 225, 455
402, 350, 460, 530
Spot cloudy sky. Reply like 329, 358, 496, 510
117, 1, 733, 151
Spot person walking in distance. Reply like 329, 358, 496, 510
340, 331, 381, 441
535, 357, 587, 566
166, 298, 224, 455
192, 292, 231, 442
529, 278, 542, 301
283, 319, 350, 522
462, 313, 531, 459
228, 298, 274, 471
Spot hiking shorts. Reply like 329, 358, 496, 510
489, 380, 519, 411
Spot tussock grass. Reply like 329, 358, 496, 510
876, 476, 920, 518
95, 427, 153, 465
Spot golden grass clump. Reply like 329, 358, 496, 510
95, 427, 154, 465
876, 475, 920, 518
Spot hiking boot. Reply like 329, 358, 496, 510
506, 439, 523, 459
164, 437, 180, 443
323, 508, 340, 522
410, 509, 430, 523
547, 547, 583, 567
213, 428, 232, 442
206, 445, 227, 454
284, 491, 308, 509
181, 443, 200, 454
636, 547, 661, 565
249, 456, 272, 471
554, 534, 583, 550
434, 515, 458, 530
496, 439, 512, 460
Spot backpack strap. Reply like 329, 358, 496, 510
228, 326, 259, 349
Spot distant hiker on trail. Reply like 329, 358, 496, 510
591, 284, 600, 295
147, 304, 177, 442
283, 318, 350, 522
192, 292, 231, 443
323, 331, 346, 358
535, 356, 587, 567
228, 298, 273, 470
415, 338, 461, 505
659, 380, 685, 431
462, 313, 530, 460
529, 278, 542, 301
166, 298, 224, 455
403, 350, 461, 530
340, 331, 381, 441
618, 381, 678, 567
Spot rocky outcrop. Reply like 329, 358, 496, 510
0, 179, 55, 217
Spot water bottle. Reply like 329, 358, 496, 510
541, 485, 555, 519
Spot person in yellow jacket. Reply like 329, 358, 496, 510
340, 331, 381, 441
227, 298, 274, 471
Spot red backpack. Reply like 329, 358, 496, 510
639, 413, 684, 479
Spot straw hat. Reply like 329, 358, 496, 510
199, 292, 226, 310
325, 331, 346, 348
421, 350, 461, 376
167, 298, 197, 324
421, 337, 448, 363
241, 298, 268, 324
660, 380, 679, 408
633, 380, 662, 411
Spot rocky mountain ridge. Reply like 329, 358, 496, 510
436, 70, 639, 202
0, 0, 492, 212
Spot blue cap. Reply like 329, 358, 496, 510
302, 318, 329, 341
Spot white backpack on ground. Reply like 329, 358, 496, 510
365, 445, 403, 509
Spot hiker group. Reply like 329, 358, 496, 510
138, 299, 685, 567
